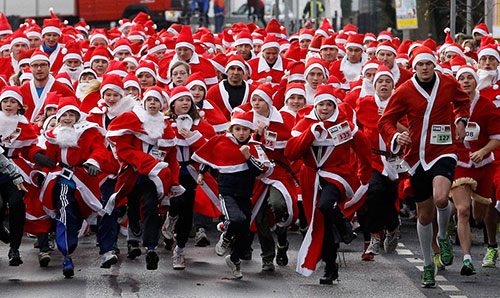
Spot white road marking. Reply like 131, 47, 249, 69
435, 275, 447, 281
398, 242, 405, 247
449, 296, 468, 298
439, 285, 460, 291
406, 257, 423, 263
396, 249, 414, 255
415, 265, 424, 272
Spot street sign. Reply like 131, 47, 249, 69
395, 0, 418, 30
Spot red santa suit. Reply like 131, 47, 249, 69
206, 80, 256, 120
285, 91, 372, 276
20, 76, 75, 123
105, 105, 183, 209
198, 99, 229, 133
378, 72, 470, 175
40, 43, 65, 75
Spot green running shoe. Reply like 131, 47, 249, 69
434, 253, 445, 270
438, 237, 454, 266
421, 264, 436, 288
482, 247, 498, 268
460, 259, 476, 276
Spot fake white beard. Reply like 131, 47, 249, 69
477, 69, 498, 91
359, 78, 375, 97
142, 111, 166, 139
54, 126, 79, 148
75, 82, 89, 100
0, 111, 19, 140
107, 95, 137, 118
59, 64, 84, 83
340, 57, 363, 82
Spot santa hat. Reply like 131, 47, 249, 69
123, 72, 141, 92
30, 49, 51, 64
89, 28, 109, 46
314, 84, 340, 106
410, 46, 436, 68
230, 111, 254, 129
366, 41, 378, 53
377, 31, 392, 42
284, 83, 306, 103
422, 38, 437, 54
316, 18, 333, 38
123, 55, 140, 68
473, 23, 489, 37
327, 75, 342, 88
444, 42, 464, 57
233, 30, 253, 48
75, 20, 90, 35
9, 31, 30, 49
25, 24, 42, 40
62, 42, 82, 62
250, 83, 274, 107
105, 60, 128, 78
56, 72, 74, 90
133, 12, 151, 25
90, 45, 111, 65
287, 61, 306, 82
252, 34, 264, 46
373, 65, 394, 85
20, 68, 33, 82
320, 35, 338, 50
478, 44, 500, 62
43, 92, 61, 113
299, 28, 315, 42
363, 33, 376, 44
261, 34, 280, 51
304, 57, 327, 79
146, 34, 166, 54
337, 45, 346, 57
265, 19, 282, 38
143, 86, 167, 108
362, 59, 382, 76
135, 60, 157, 80
42, 8, 61, 36
56, 96, 81, 120
376, 40, 397, 55
0, 86, 23, 105
0, 12, 12, 36
343, 24, 358, 35
210, 53, 227, 74
78, 68, 98, 81
185, 72, 207, 92
167, 23, 182, 36
127, 25, 145, 42
18, 49, 35, 66
175, 26, 195, 52
100, 74, 124, 97
439, 61, 453, 76
308, 35, 323, 53
335, 32, 348, 45
450, 54, 467, 72
225, 54, 247, 75
222, 28, 234, 48
283, 43, 301, 61
112, 37, 133, 55
398, 39, 412, 54
395, 53, 409, 66
440, 28, 454, 53
143, 20, 157, 37
345, 34, 364, 50
201, 33, 216, 52
455, 65, 478, 83
408, 41, 422, 56
168, 85, 193, 106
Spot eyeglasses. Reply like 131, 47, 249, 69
30, 63, 49, 69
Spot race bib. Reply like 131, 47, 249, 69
1, 128, 21, 145
150, 149, 167, 161
263, 130, 278, 150
387, 156, 408, 174
465, 122, 480, 141
254, 145, 270, 163
430, 125, 452, 145
327, 121, 352, 146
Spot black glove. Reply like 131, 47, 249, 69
85, 164, 102, 176
33, 152, 56, 170
35, 174, 45, 188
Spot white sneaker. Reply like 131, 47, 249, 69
100, 251, 118, 268
384, 227, 399, 253
162, 213, 178, 240
172, 249, 185, 270
225, 255, 243, 279
215, 233, 231, 256
365, 237, 381, 255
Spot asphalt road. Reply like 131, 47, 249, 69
0, 218, 498, 298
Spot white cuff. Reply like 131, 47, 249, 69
310, 122, 328, 141
184, 131, 203, 145
454, 117, 469, 126
390, 133, 401, 154
84, 159, 101, 170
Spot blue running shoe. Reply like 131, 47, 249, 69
63, 257, 74, 278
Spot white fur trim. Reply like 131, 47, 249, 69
411, 53, 436, 68
100, 83, 124, 97
376, 44, 397, 55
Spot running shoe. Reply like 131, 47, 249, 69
172, 249, 186, 270
100, 250, 118, 268
261, 260, 275, 271
8, 248, 22, 266
460, 259, 476, 276
276, 241, 289, 266
365, 237, 381, 255
482, 247, 498, 268
63, 257, 74, 278
38, 252, 51, 267
194, 228, 210, 247
127, 242, 142, 260
434, 253, 445, 270
146, 249, 159, 270
384, 227, 399, 253
421, 264, 436, 288
215, 233, 231, 256
162, 213, 178, 240
438, 237, 454, 266
225, 255, 243, 279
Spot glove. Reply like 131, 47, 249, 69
33, 152, 56, 170
85, 164, 102, 176
36, 174, 45, 188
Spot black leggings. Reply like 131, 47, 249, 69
221, 193, 252, 263
169, 174, 197, 249
0, 180, 25, 250
318, 179, 341, 269
366, 170, 399, 234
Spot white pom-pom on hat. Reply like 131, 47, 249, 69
61, 48, 68, 55
153, 24, 157, 30
171, 122, 177, 128
49, 7, 54, 13
493, 84, 499, 90
444, 27, 450, 33
86, 25, 90, 30
155, 40, 160, 45
199, 111, 205, 117
228, 29, 233, 35
496, 95, 500, 100
63, 20, 68, 25
119, 20, 123, 25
